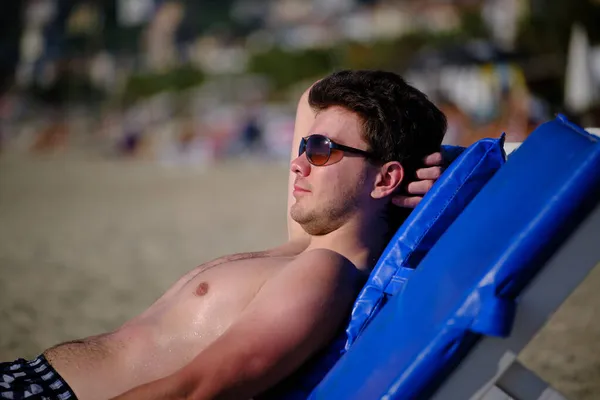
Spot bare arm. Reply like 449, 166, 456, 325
113, 249, 359, 400
288, 85, 317, 242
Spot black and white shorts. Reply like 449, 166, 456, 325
0, 354, 76, 399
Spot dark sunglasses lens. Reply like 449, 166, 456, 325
298, 140, 306, 156
306, 136, 330, 165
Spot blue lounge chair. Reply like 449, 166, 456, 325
307, 115, 600, 399
260, 115, 600, 400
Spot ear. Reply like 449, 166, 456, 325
371, 161, 404, 200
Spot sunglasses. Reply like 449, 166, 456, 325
298, 134, 373, 166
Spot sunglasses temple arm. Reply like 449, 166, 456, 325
334, 143, 371, 157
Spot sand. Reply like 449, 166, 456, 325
1, 154, 599, 399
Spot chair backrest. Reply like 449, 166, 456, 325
345, 135, 506, 349
257, 136, 506, 399
308, 115, 600, 399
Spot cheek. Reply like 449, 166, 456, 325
310, 169, 341, 201
312, 161, 368, 201
330, 166, 368, 200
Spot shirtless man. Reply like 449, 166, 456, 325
1, 70, 447, 400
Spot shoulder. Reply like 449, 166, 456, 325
295, 247, 353, 268
286, 249, 364, 292
297, 248, 352, 268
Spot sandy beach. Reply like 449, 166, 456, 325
1, 154, 599, 399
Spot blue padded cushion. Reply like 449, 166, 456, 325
345, 135, 506, 349
257, 138, 506, 399
308, 115, 600, 399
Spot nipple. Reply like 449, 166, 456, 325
195, 282, 210, 296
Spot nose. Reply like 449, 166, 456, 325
290, 153, 310, 176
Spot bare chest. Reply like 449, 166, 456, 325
180, 255, 289, 308
130, 255, 292, 345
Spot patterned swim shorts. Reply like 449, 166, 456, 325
0, 354, 76, 399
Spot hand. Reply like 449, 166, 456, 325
392, 152, 444, 208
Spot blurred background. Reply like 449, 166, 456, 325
0, 0, 599, 157
1, 1, 600, 399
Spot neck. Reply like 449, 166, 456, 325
305, 214, 390, 273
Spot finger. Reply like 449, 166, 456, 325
416, 166, 442, 180
392, 195, 422, 208
406, 180, 434, 196
423, 152, 443, 167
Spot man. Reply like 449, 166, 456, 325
1, 70, 446, 400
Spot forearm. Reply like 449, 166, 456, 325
111, 374, 192, 400
113, 356, 256, 400
288, 82, 317, 241
112, 374, 234, 400
111, 352, 247, 400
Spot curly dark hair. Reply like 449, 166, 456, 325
308, 70, 447, 179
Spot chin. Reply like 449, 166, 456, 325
290, 203, 307, 222
290, 209, 317, 233
301, 221, 337, 236
295, 213, 338, 236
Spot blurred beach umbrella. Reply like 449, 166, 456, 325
564, 23, 596, 114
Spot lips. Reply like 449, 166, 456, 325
293, 184, 311, 193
